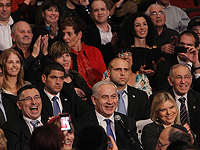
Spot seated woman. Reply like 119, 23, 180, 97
141, 92, 180, 150
61, 17, 107, 88
122, 12, 161, 87
32, 0, 62, 48
115, 44, 152, 96
0, 49, 28, 96
48, 41, 92, 100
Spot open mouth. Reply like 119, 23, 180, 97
30, 106, 38, 111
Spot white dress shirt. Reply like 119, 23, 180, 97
44, 89, 63, 115
95, 110, 116, 140
97, 24, 112, 45
0, 16, 13, 51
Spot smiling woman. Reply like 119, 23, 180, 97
0, 48, 27, 96
141, 92, 180, 150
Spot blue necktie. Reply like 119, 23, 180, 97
52, 96, 61, 116
104, 119, 115, 146
30, 120, 39, 130
117, 91, 126, 115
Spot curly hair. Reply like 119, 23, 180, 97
122, 12, 156, 47
61, 16, 86, 40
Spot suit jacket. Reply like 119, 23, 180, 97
84, 23, 121, 67
2, 115, 47, 150
127, 85, 150, 122
0, 93, 21, 127
150, 88, 200, 145
155, 58, 200, 92
73, 111, 142, 150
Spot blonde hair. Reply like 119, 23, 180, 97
0, 128, 7, 150
151, 92, 180, 125
0, 49, 26, 91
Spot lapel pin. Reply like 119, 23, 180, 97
132, 95, 135, 98
64, 99, 68, 101
193, 106, 196, 109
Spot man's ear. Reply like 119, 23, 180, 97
11, 33, 16, 42
107, 69, 111, 78
91, 95, 97, 106
16, 101, 22, 110
78, 31, 82, 40
167, 76, 173, 86
41, 74, 47, 84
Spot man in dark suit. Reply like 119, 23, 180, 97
41, 62, 91, 119
155, 30, 200, 91
73, 80, 142, 150
0, 64, 21, 127
2, 84, 48, 150
84, 0, 121, 66
107, 57, 150, 121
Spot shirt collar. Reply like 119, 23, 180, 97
23, 115, 42, 124
95, 110, 115, 123
0, 16, 14, 26
173, 88, 188, 100
44, 88, 60, 101
96, 24, 111, 33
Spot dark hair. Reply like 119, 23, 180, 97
35, 0, 61, 28
61, 16, 86, 41
17, 84, 39, 100
169, 129, 192, 144
187, 16, 200, 30
122, 12, 156, 47
179, 30, 199, 48
114, 44, 132, 56
29, 124, 64, 150
76, 125, 108, 150
43, 62, 65, 77
48, 41, 72, 61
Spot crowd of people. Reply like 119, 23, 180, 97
0, 0, 199, 149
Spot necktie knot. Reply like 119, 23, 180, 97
30, 120, 39, 129
52, 96, 58, 102
104, 119, 111, 125
118, 90, 125, 97
178, 97, 186, 104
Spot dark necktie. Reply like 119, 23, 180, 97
117, 90, 126, 115
30, 120, 39, 130
52, 96, 61, 116
104, 119, 115, 146
178, 97, 188, 125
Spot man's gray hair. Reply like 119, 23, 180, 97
169, 64, 191, 78
145, 3, 165, 16
92, 81, 117, 98
11, 21, 32, 35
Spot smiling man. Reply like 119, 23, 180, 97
73, 80, 142, 150
107, 58, 150, 122
2, 84, 48, 150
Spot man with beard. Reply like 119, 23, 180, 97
107, 58, 150, 122
155, 30, 200, 92
11, 21, 50, 86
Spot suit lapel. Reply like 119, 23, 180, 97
41, 91, 53, 116
127, 86, 136, 116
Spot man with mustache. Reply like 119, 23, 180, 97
11, 21, 50, 86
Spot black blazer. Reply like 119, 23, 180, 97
73, 111, 142, 150
84, 23, 121, 66
127, 85, 150, 122
1, 93, 21, 126
2, 115, 47, 150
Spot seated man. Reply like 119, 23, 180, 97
84, 0, 121, 66
61, 17, 107, 88
2, 84, 47, 150
41, 62, 92, 119
73, 80, 142, 150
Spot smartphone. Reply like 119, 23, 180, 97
175, 46, 187, 53
60, 114, 71, 131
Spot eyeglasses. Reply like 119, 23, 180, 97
151, 11, 164, 16
118, 53, 132, 58
157, 140, 170, 147
0, 3, 11, 8
179, 42, 195, 47
19, 95, 41, 101
173, 75, 191, 81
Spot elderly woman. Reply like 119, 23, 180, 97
48, 41, 92, 100
122, 12, 161, 87
0, 49, 27, 96
141, 92, 180, 150
61, 17, 106, 88
32, 0, 62, 48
